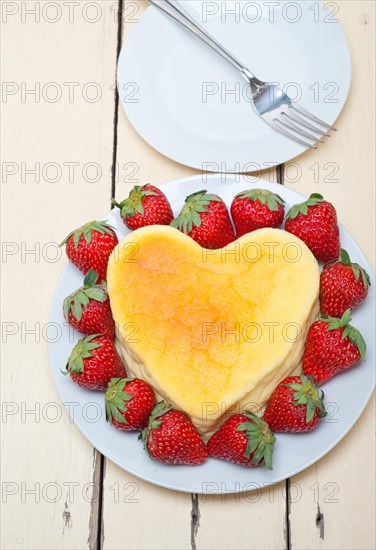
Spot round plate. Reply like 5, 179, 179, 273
49, 175, 375, 494
118, 0, 351, 171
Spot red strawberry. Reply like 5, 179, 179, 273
60, 220, 118, 282
140, 402, 208, 465
105, 377, 156, 431
284, 193, 340, 262
231, 189, 285, 237
63, 270, 115, 339
112, 184, 173, 230
171, 190, 235, 249
263, 374, 326, 433
207, 412, 275, 469
302, 310, 366, 385
65, 335, 125, 391
320, 249, 371, 317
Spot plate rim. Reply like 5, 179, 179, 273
48, 173, 375, 494
118, 0, 352, 172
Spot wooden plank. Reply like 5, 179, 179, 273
195, 484, 287, 550
285, 1, 376, 548
102, 463, 193, 550
0, 2, 119, 548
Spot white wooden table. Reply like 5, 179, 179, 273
1, 1, 375, 548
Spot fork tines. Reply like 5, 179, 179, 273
274, 105, 337, 149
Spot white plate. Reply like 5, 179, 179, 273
49, 175, 375, 494
118, 0, 351, 171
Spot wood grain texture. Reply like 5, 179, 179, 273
0, 2, 118, 548
101, 463, 192, 550
285, 2, 375, 549
196, 485, 287, 550
2, 0, 375, 549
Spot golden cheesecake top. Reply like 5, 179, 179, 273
107, 226, 319, 433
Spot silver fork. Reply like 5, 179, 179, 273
148, 0, 337, 149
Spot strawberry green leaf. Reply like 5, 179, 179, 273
59, 232, 74, 248
135, 203, 144, 216
83, 226, 92, 244
339, 248, 351, 265
353, 264, 370, 287
60, 221, 115, 249
306, 401, 316, 423
171, 190, 222, 233
72, 356, 84, 373
139, 401, 171, 459
337, 249, 371, 288
108, 377, 126, 391
284, 374, 326, 423
263, 443, 273, 470
191, 210, 202, 228
105, 377, 134, 424
63, 278, 108, 322
85, 287, 107, 302
67, 335, 102, 374
237, 412, 275, 470
360, 268, 371, 289
352, 264, 360, 280
84, 269, 98, 286
112, 185, 158, 219
342, 325, 367, 360
72, 300, 83, 322
285, 193, 325, 221
108, 404, 127, 424
320, 309, 352, 330
76, 292, 90, 307
73, 230, 81, 248
149, 420, 163, 430
149, 401, 171, 421
63, 296, 72, 321
236, 189, 285, 212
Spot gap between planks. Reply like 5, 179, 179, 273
276, 163, 292, 550
89, 1, 124, 549
190, 163, 291, 550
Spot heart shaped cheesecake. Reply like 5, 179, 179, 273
107, 226, 319, 435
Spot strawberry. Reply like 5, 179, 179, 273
302, 310, 366, 385
171, 190, 235, 249
140, 402, 208, 465
60, 220, 118, 282
105, 377, 156, 431
112, 184, 173, 230
65, 335, 125, 391
63, 270, 115, 339
284, 193, 340, 262
231, 189, 285, 237
263, 374, 326, 433
207, 412, 275, 469
320, 249, 371, 317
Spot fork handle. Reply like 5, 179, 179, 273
149, 0, 261, 86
